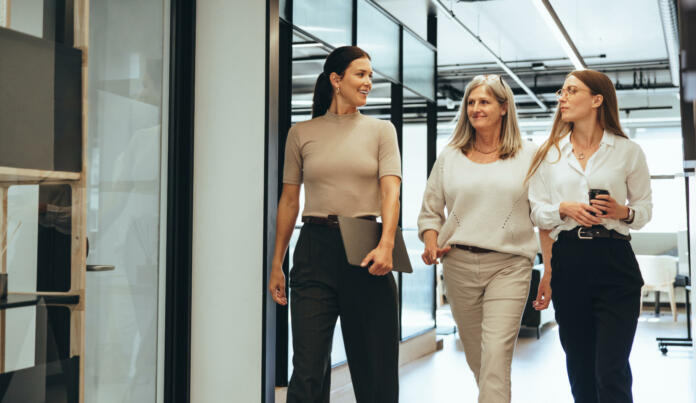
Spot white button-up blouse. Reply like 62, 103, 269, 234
528, 130, 653, 240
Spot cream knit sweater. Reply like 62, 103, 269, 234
417, 141, 539, 260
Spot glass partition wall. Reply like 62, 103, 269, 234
279, 0, 437, 383
0, 0, 169, 401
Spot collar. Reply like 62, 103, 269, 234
561, 129, 615, 157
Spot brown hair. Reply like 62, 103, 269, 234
448, 75, 522, 160
525, 69, 628, 182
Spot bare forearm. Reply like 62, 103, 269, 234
380, 194, 399, 248
423, 229, 438, 248
379, 176, 401, 248
272, 198, 299, 268
538, 229, 554, 275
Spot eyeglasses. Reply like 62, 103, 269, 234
555, 86, 590, 99
480, 74, 504, 87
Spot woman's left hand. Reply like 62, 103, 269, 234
591, 194, 630, 220
361, 243, 394, 276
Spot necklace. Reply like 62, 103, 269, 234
473, 143, 498, 155
571, 137, 600, 161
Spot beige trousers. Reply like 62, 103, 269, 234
442, 248, 532, 403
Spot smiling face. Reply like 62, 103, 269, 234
466, 85, 507, 133
558, 75, 603, 123
331, 57, 372, 108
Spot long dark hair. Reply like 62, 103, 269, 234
312, 46, 371, 118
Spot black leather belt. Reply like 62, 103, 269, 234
559, 226, 631, 241
451, 244, 495, 254
301, 215, 377, 228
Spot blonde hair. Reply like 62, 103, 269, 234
525, 69, 628, 182
448, 75, 522, 160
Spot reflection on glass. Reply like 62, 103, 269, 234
357, 0, 399, 82
401, 122, 435, 339
403, 30, 435, 101
84, 0, 165, 401
280, 0, 289, 21
293, 0, 351, 47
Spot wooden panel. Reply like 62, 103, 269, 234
73, 1, 88, 401
0, 167, 80, 184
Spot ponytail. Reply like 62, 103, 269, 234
312, 72, 334, 118
310, 46, 371, 118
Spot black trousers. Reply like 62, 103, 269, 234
551, 236, 644, 403
286, 223, 399, 403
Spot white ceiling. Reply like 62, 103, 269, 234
377, 0, 670, 69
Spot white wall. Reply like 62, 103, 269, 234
9, 0, 43, 37
191, 1, 267, 402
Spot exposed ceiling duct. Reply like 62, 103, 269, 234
657, 0, 680, 87
433, 0, 549, 112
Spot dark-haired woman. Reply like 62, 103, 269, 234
268, 46, 401, 403
527, 69, 652, 403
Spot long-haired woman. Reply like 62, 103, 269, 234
418, 75, 538, 402
268, 46, 401, 403
527, 69, 652, 402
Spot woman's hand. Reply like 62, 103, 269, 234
591, 194, 630, 220
268, 266, 288, 305
421, 229, 450, 265
361, 243, 394, 276
533, 274, 552, 310
422, 241, 451, 265
559, 201, 603, 227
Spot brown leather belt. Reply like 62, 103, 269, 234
301, 215, 377, 228
451, 244, 495, 254
559, 226, 631, 241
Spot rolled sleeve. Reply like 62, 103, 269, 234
417, 155, 446, 241
528, 165, 564, 229
378, 122, 402, 179
626, 146, 652, 230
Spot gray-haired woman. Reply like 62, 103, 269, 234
418, 75, 538, 403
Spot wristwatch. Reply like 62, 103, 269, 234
622, 207, 635, 224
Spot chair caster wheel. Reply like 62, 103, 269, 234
660, 347, 668, 355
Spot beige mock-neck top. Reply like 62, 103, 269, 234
283, 110, 402, 218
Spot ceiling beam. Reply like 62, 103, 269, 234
433, 0, 549, 111
531, 0, 587, 70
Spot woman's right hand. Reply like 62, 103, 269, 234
559, 201, 603, 227
268, 266, 288, 306
421, 242, 451, 265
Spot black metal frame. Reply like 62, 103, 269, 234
164, 0, 196, 402
427, 11, 439, 331
263, 0, 281, 401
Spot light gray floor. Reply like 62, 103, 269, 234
278, 306, 695, 403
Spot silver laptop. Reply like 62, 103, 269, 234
337, 216, 413, 273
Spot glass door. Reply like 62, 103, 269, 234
84, 0, 168, 401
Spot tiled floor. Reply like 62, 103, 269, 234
277, 307, 695, 403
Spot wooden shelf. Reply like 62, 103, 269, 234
0, 166, 81, 184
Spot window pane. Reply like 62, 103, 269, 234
401, 120, 435, 339
637, 178, 687, 233
403, 30, 435, 101
293, 0, 351, 47
357, 0, 399, 82
632, 127, 683, 175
